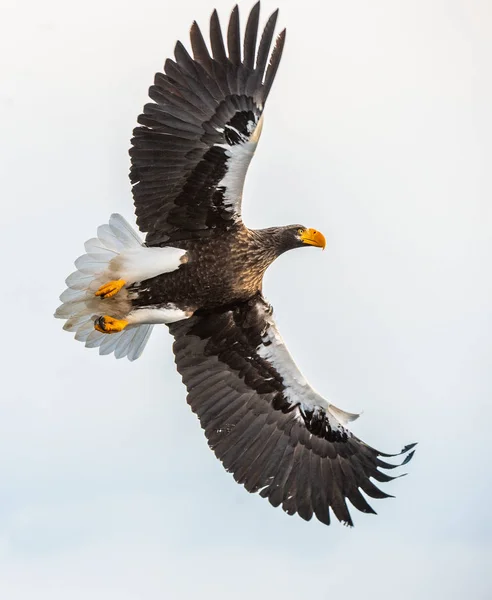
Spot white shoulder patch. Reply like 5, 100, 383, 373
256, 304, 360, 427
109, 245, 187, 285
127, 304, 191, 325
214, 115, 264, 216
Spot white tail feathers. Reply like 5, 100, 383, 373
54, 214, 154, 361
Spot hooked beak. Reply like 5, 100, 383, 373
300, 228, 326, 250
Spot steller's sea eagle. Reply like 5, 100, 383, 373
55, 3, 416, 526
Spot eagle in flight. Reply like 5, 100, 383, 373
55, 3, 415, 526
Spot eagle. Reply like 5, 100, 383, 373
55, 3, 416, 526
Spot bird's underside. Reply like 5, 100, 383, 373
55, 2, 416, 526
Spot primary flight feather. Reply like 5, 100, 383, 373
55, 3, 415, 526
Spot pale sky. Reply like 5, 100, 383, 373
1, 0, 491, 598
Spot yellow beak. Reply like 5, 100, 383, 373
300, 228, 326, 250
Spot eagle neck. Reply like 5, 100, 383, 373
246, 227, 285, 266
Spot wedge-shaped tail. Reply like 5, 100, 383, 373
55, 214, 185, 361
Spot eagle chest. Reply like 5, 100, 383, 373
184, 233, 269, 305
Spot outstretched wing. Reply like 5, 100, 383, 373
169, 294, 416, 526
130, 3, 285, 246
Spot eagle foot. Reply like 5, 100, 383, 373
95, 279, 126, 299
94, 315, 129, 334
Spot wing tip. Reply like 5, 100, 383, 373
401, 448, 417, 465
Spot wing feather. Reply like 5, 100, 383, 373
255, 9, 279, 83
210, 10, 227, 63
244, 2, 260, 70
263, 28, 286, 104
190, 21, 214, 75
227, 5, 241, 66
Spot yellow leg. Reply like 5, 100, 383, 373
95, 279, 126, 299
94, 315, 129, 334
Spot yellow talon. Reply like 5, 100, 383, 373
94, 315, 129, 334
95, 279, 126, 299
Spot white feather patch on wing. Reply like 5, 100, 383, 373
256, 305, 360, 427
127, 305, 190, 325
109, 245, 187, 284
214, 115, 263, 215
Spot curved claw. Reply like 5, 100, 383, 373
94, 315, 129, 334
95, 279, 126, 299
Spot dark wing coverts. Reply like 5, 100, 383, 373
130, 3, 285, 245
170, 295, 416, 526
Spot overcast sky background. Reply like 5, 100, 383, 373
1, 0, 491, 598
